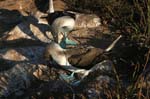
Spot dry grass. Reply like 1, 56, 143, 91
64, 0, 150, 99
65, 0, 148, 45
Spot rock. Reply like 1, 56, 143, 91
0, 61, 52, 98
75, 13, 101, 29
0, 46, 57, 98
0, 0, 68, 17
0, 63, 35, 98
0, 46, 44, 62
0, 9, 23, 36
0, 0, 37, 15
0, 9, 22, 25
0, 15, 52, 46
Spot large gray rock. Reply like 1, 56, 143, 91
75, 13, 101, 29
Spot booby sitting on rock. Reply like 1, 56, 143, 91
44, 0, 77, 48
44, 35, 122, 83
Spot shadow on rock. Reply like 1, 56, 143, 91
0, 9, 23, 36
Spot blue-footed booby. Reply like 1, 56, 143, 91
44, 35, 122, 84
45, 0, 77, 48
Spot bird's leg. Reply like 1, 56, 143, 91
70, 70, 91, 86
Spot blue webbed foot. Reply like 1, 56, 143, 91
59, 72, 81, 86
60, 40, 66, 48
59, 72, 75, 83
65, 38, 77, 45
60, 37, 77, 48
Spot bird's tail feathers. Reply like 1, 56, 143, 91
105, 35, 122, 52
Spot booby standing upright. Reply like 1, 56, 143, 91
45, 0, 77, 48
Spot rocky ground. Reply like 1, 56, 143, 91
0, 0, 149, 99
